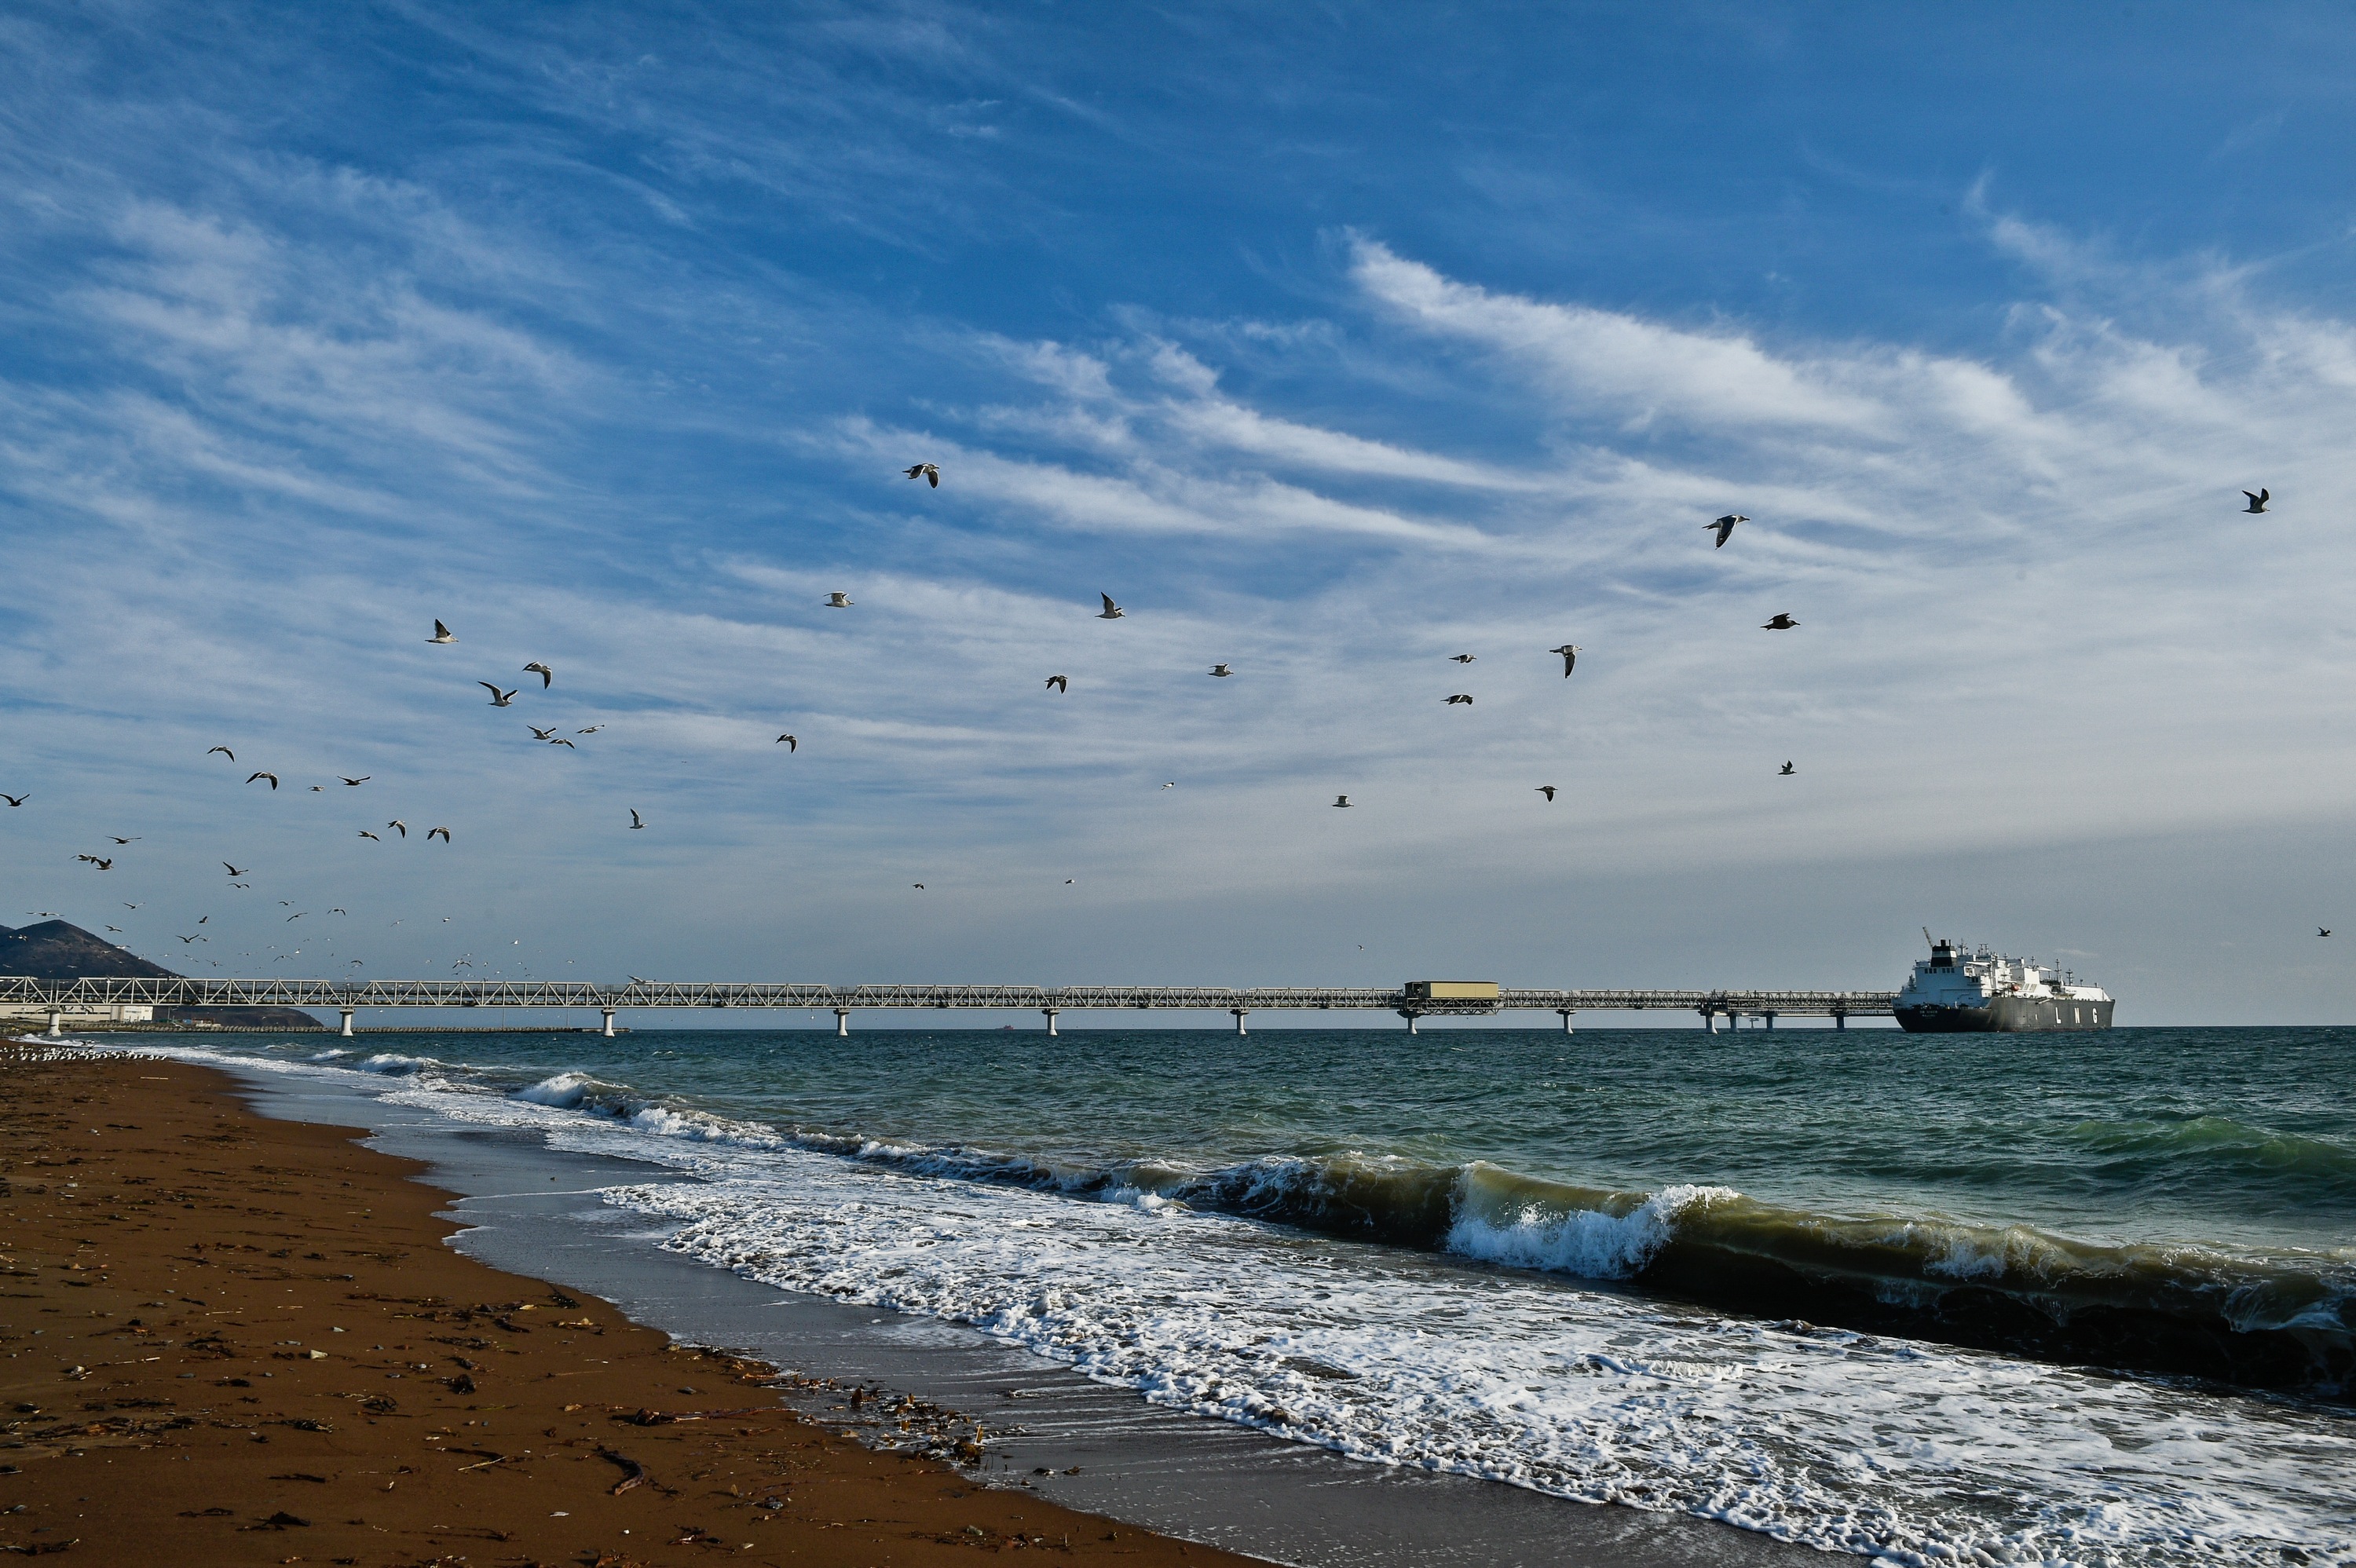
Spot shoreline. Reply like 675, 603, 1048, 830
0, 1039, 1259, 1566
10, 1032, 1827, 1568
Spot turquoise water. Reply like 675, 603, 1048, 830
129, 1023, 2356, 1565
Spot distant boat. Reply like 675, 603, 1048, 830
1895, 935, 2113, 1032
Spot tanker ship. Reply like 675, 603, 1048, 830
1893, 934, 2114, 1033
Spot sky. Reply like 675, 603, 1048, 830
6, 2, 2356, 1024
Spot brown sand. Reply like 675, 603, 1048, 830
0, 1041, 1264, 1566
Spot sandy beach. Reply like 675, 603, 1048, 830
0, 1040, 1257, 1566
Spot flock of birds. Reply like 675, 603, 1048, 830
968, 488, 1792, 810
4, 617, 613, 974
0, 467, 2293, 949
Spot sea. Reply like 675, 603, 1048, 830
106, 1023, 2356, 1566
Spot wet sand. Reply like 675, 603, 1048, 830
0, 1040, 1258, 1566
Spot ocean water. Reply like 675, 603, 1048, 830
111, 1025, 2356, 1565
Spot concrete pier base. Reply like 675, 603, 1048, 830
601, 1008, 616, 1038
833, 1008, 851, 1037
339, 1008, 356, 1038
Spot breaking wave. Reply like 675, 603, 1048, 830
138, 1041, 2356, 1399
469, 1069, 2355, 1398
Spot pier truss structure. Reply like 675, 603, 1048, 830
0, 976, 1897, 1038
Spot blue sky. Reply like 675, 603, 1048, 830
7, 2, 2356, 1022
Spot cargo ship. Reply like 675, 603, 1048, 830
1893, 934, 2114, 1033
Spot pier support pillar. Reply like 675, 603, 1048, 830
1833, 1011, 1846, 1032
1044, 1008, 1060, 1036
1764, 1011, 1776, 1031
339, 1008, 355, 1038
1399, 1011, 1421, 1035
834, 1008, 851, 1037
601, 1008, 616, 1038
1703, 1008, 1715, 1033
46, 1009, 62, 1039
1231, 1009, 1249, 1036
1557, 1009, 1575, 1034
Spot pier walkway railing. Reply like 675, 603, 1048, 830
0, 976, 1897, 1038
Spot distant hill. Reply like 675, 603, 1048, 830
0, 920, 325, 1030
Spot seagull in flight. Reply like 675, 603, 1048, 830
530, 726, 558, 740
1445, 693, 1474, 706
480, 682, 518, 706
358, 830, 380, 840
1332, 795, 1353, 808
912, 883, 925, 889
1780, 761, 1796, 775
776, 733, 797, 751
2244, 488, 2270, 514
1045, 674, 1068, 693
1708, 514, 1748, 547
388, 821, 407, 838
628, 809, 644, 830
547, 736, 574, 747
1162, 781, 1175, 788
523, 661, 554, 688
1536, 786, 1556, 801
1762, 613, 1799, 630
339, 777, 369, 786
0, 793, 23, 808
578, 725, 604, 735
176, 934, 199, 944
1097, 592, 1125, 620
2321, 927, 2332, 938
207, 746, 234, 761
427, 620, 457, 644
109, 835, 140, 844
247, 771, 278, 789
105, 925, 122, 933
75, 854, 113, 870
904, 462, 940, 488
1450, 654, 1476, 663
222, 862, 250, 877
309, 784, 325, 791
1209, 664, 1231, 677
825, 591, 854, 607
426, 825, 451, 842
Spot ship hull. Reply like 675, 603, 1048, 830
1895, 996, 2114, 1033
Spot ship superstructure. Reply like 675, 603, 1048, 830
1893, 936, 2114, 1033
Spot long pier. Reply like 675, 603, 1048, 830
0, 976, 1896, 1038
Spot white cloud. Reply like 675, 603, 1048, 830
1350, 237, 1887, 433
